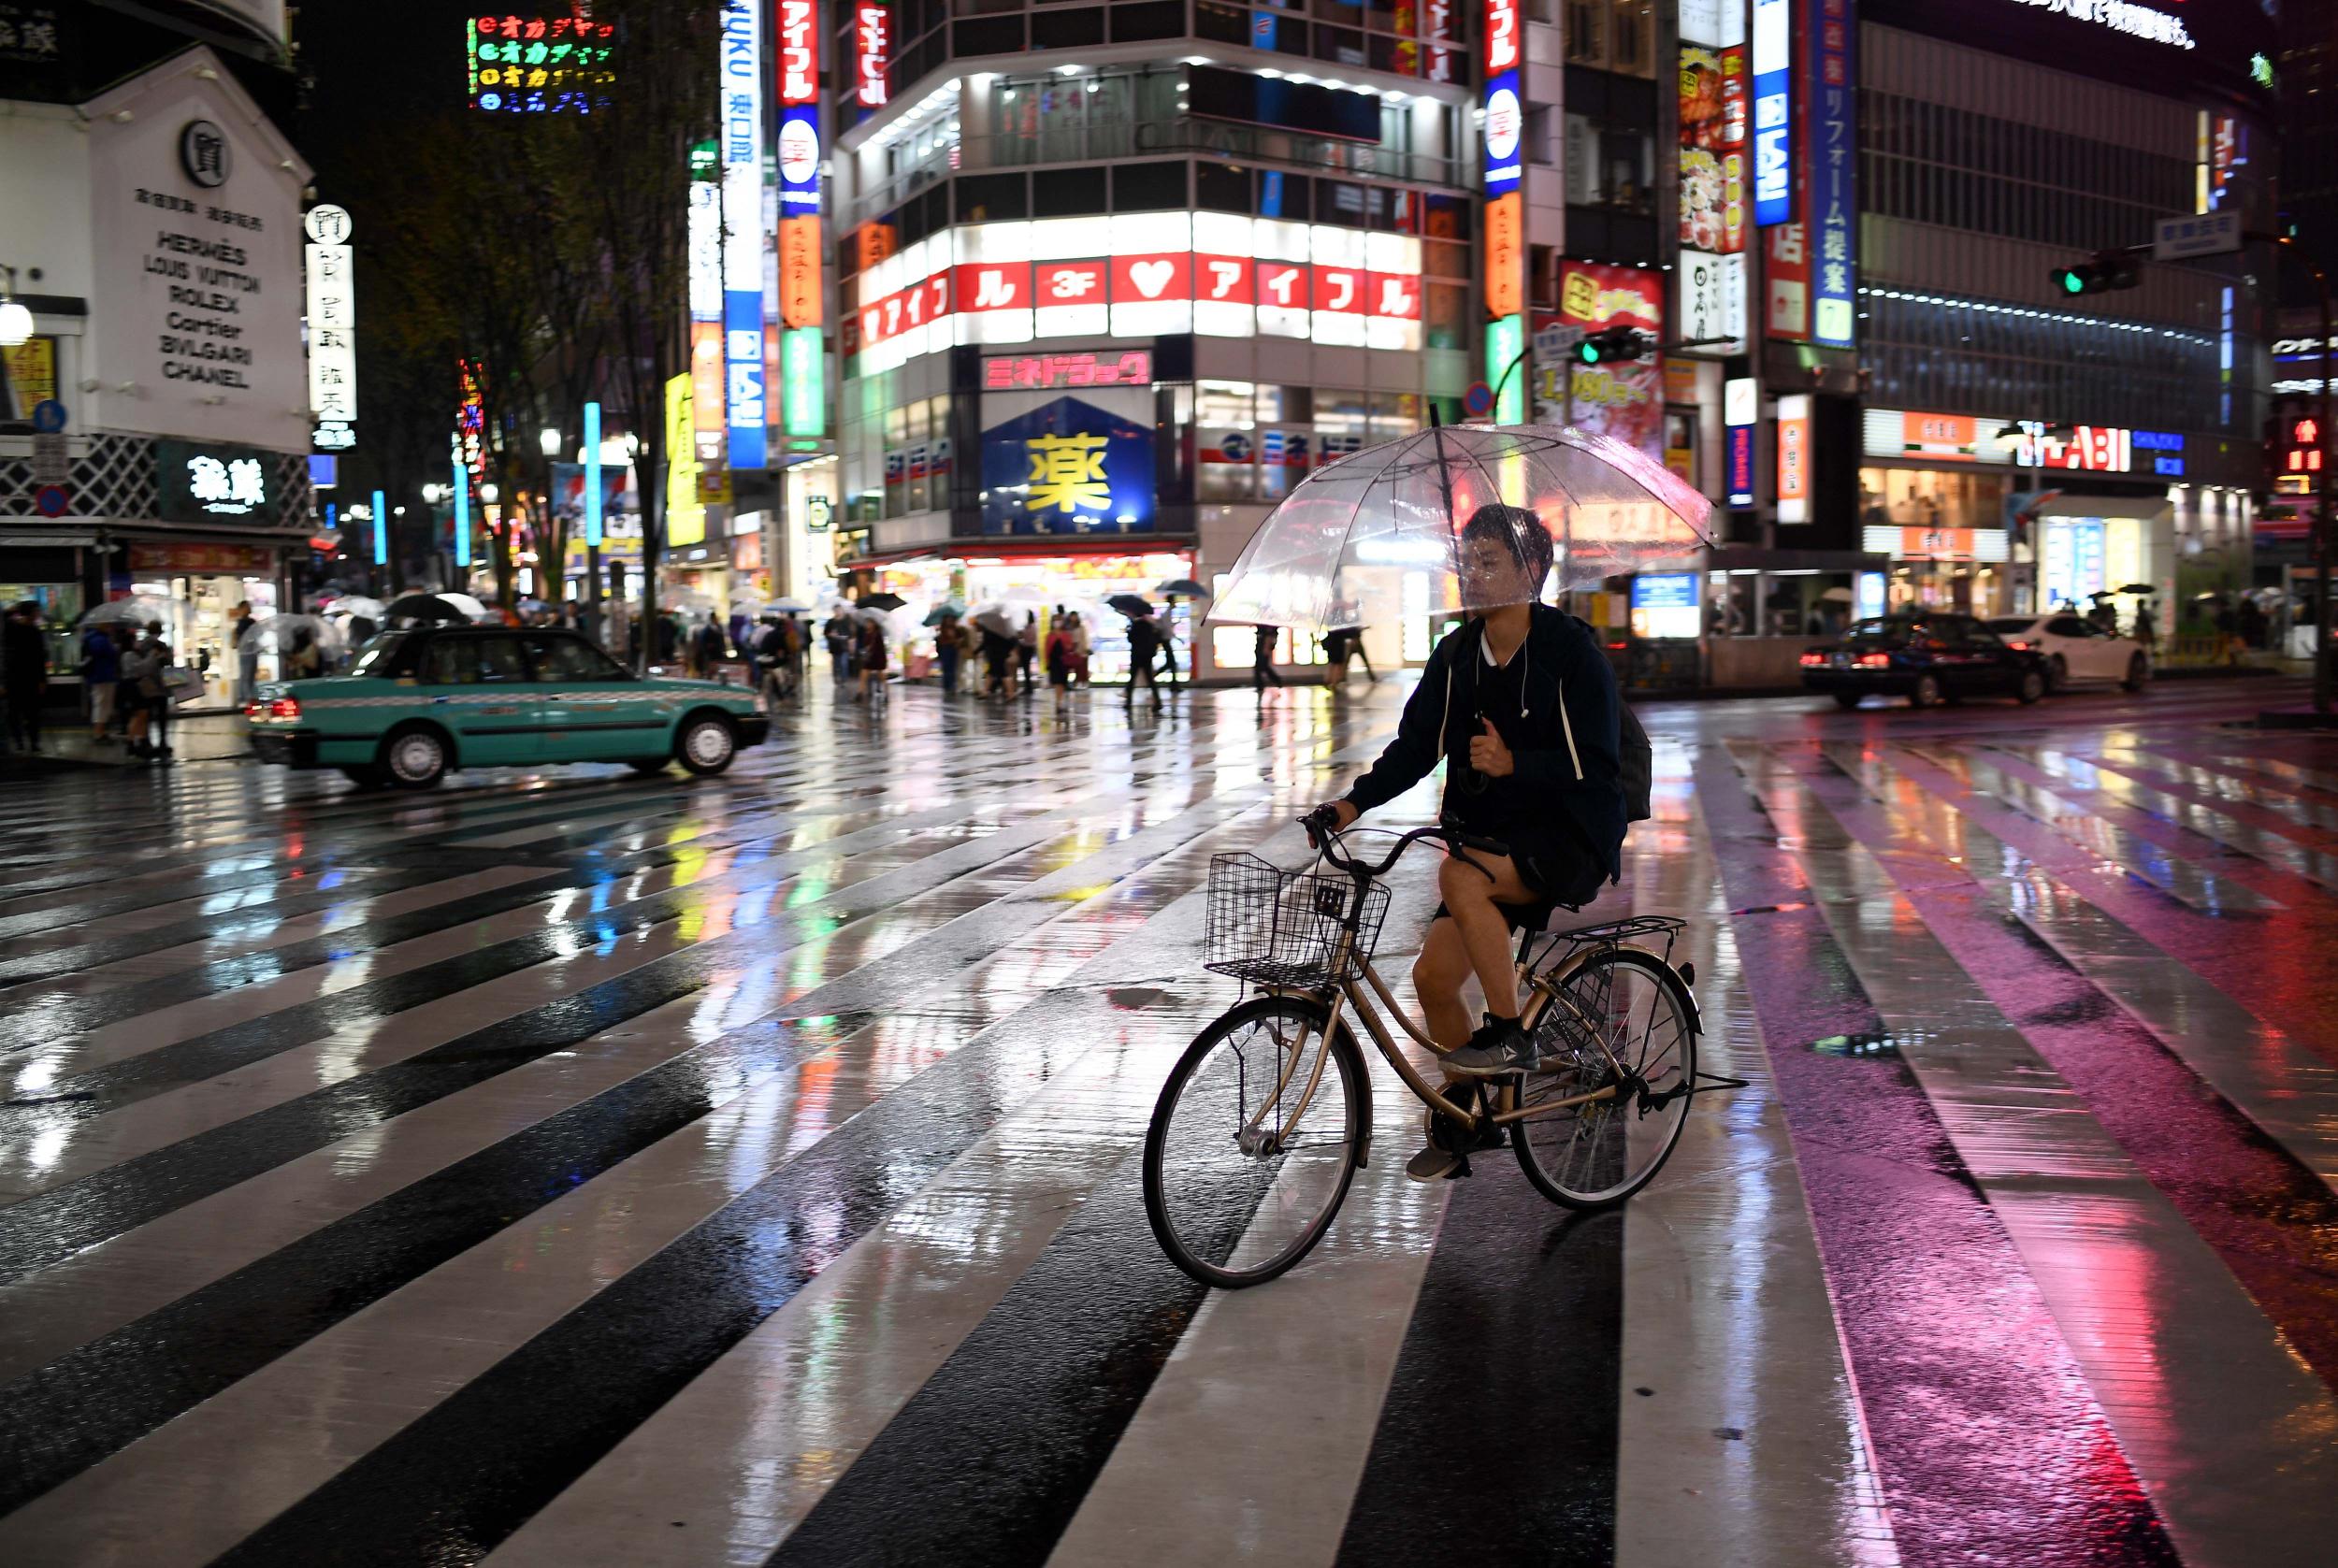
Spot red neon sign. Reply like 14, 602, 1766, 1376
775, 0, 818, 107
1484, 0, 1520, 75
981, 351, 1155, 391
855, 4, 889, 109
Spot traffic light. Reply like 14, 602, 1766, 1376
1577, 326, 1651, 365
2049, 252, 2139, 295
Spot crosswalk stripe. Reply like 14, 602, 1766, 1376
1751, 745, 2338, 1562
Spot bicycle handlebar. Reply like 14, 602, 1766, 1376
1301, 809, 1508, 880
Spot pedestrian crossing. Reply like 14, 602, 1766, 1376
0, 678, 2332, 1566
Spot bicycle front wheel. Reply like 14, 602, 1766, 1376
1144, 996, 1368, 1289
1514, 948, 1697, 1210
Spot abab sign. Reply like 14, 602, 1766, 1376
979, 396, 1155, 536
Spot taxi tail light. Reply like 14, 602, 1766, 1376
1798, 652, 1826, 668
2005, 639, 2030, 651
267, 697, 301, 721
1855, 652, 1891, 669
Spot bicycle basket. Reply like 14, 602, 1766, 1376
1204, 852, 1390, 988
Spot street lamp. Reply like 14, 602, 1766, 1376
0, 264, 33, 348
421, 482, 446, 504
539, 426, 561, 457
482, 482, 500, 504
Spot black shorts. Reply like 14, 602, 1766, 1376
1432, 825, 1601, 928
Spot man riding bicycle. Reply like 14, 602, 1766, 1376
1311, 504, 1627, 1181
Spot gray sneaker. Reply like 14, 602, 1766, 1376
1443, 1015, 1538, 1077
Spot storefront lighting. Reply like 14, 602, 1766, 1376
0, 298, 31, 349
422, 482, 445, 503
482, 483, 499, 503
1055, 64, 1081, 76
539, 427, 561, 456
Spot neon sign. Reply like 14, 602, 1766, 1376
855, 4, 889, 110
719, 2, 767, 468
467, 13, 615, 114
1751, 0, 1791, 225
982, 351, 1154, 390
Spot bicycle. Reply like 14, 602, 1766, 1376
1143, 816, 1730, 1289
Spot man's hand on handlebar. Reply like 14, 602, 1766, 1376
1303, 800, 1359, 849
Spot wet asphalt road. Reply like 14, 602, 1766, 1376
0, 673, 2334, 1568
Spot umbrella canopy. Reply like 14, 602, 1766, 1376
321, 595, 384, 619
1818, 586, 1855, 602
257, 613, 346, 653
384, 592, 488, 625
2117, 583, 2157, 596
922, 602, 967, 626
81, 595, 184, 628
1157, 578, 1208, 597
859, 591, 909, 612
1209, 424, 1715, 632
970, 607, 1015, 638
766, 597, 813, 613
1106, 594, 1155, 617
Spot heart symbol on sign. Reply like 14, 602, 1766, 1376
1130, 260, 1175, 299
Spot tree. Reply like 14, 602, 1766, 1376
556, 0, 723, 664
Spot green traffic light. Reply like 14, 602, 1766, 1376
2058, 268, 2086, 295
1578, 340, 1600, 365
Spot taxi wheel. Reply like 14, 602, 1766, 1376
381, 725, 451, 789
674, 713, 737, 777
2016, 669, 2047, 704
1909, 673, 1942, 709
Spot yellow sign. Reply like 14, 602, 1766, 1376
1025, 432, 1111, 514
2, 338, 56, 409
665, 372, 706, 547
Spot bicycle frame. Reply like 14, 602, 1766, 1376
1252, 921, 1659, 1147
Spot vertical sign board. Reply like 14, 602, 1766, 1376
718, 1, 767, 470
303, 205, 356, 449
1775, 392, 1811, 522
1809, 0, 1855, 347
452, 440, 471, 568
854, 4, 889, 114
1725, 375, 1756, 508
583, 400, 603, 548
1751, 0, 1792, 227
1483, 0, 1524, 424
776, 0, 825, 440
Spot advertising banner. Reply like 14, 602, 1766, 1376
1679, 43, 1747, 255
1808, 0, 1855, 347
979, 396, 1156, 536
718, 0, 767, 468
1776, 393, 1811, 523
1751, 0, 1792, 225
1676, 248, 1746, 352
1544, 261, 1663, 459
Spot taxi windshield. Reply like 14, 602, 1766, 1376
349, 632, 409, 676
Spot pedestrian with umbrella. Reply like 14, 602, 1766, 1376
1215, 422, 1714, 1175
931, 609, 967, 697
1015, 611, 1039, 695
1251, 623, 1283, 695
1118, 599, 1165, 712
972, 606, 1016, 698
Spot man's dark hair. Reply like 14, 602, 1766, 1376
1459, 504, 1553, 591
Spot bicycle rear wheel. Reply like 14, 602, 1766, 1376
1144, 996, 1368, 1289
1514, 948, 1696, 1210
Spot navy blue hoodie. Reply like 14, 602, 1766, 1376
1339, 604, 1626, 885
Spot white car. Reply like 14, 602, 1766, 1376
1985, 613, 2151, 692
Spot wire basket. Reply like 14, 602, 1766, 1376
1204, 852, 1390, 988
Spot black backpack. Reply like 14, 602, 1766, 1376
1455, 613, 1652, 823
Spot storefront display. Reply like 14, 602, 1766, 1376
868, 549, 1193, 683
127, 541, 281, 705
1858, 465, 2013, 615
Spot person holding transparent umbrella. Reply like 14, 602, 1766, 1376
1213, 421, 1713, 1183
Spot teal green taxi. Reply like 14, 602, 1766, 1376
246, 625, 769, 786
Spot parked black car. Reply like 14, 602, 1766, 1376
1800, 612, 2049, 710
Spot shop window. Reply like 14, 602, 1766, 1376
1111, 1, 1184, 42
1563, 114, 1654, 216
1369, 392, 1420, 441
1317, 389, 1368, 467
1256, 385, 1310, 422
1423, 281, 1467, 350
1563, 0, 1607, 67
951, 15, 1023, 55
1033, 165, 1108, 216
1194, 0, 1249, 46
1608, 0, 1654, 79
1030, 7, 1104, 47
1196, 380, 1255, 426
1314, 23, 1366, 65
1195, 160, 1252, 213
1114, 161, 1187, 210
955, 172, 1026, 221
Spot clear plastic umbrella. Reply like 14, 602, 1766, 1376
82, 595, 184, 627
1208, 424, 1716, 632
258, 613, 346, 654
